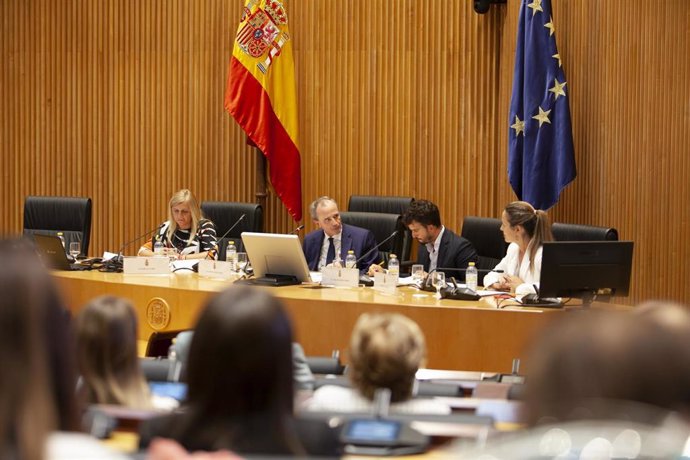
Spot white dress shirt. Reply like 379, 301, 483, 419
483, 242, 543, 293
425, 226, 445, 272
318, 231, 342, 269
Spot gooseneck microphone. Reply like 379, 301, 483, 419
207, 214, 247, 259
117, 225, 162, 262
355, 230, 399, 266
289, 224, 305, 234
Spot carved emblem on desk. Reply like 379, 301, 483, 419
146, 297, 171, 330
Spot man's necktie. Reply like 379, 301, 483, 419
326, 237, 336, 265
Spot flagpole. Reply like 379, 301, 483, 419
254, 148, 268, 210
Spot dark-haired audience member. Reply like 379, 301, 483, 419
139, 286, 338, 456
483, 201, 553, 293
76, 295, 176, 410
395, 199, 477, 280
0, 239, 125, 460
305, 312, 451, 415
524, 308, 690, 425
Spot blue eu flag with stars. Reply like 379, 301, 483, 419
508, 0, 576, 210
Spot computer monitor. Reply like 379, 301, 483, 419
539, 241, 634, 306
241, 232, 312, 285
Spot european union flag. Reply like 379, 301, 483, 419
508, 0, 576, 210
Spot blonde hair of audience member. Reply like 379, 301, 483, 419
502, 201, 553, 273
0, 239, 79, 460
76, 295, 152, 408
524, 309, 690, 425
348, 313, 426, 403
167, 189, 203, 245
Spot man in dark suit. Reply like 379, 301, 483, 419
303, 196, 379, 274
403, 199, 478, 280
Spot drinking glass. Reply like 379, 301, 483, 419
411, 264, 424, 283
165, 247, 179, 263
69, 241, 81, 260
236, 252, 248, 273
432, 271, 446, 299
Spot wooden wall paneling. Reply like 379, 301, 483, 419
3, 0, 690, 304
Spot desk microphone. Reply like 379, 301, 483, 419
101, 225, 161, 272
207, 214, 246, 259
355, 230, 398, 266
289, 224, 304, 234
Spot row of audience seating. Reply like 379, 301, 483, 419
21, 195, 619, 268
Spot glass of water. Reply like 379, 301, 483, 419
236, 252, 248, 273
411, 264, 424, 283
69, 241, 81, 260
432, 271, 446, 299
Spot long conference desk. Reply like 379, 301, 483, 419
53, 271, 598, 373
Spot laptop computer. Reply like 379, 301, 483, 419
33, 234, 89, 271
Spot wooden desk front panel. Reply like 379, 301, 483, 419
53, 272, 561, 373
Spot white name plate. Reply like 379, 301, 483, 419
374, 272, 399, 294
123, 256, 170, 275
198, 259, 234, 280
321, 267, 359, 287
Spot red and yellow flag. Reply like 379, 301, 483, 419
225, 0, 302, 221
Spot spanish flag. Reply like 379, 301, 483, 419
225, 0, 302, 221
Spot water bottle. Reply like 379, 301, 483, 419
387, 254, 399, 276
153, 236, 164, 257
345, 250, 357, 269
56, 232, 66, 252
466, 261, 478, 292
226, 240, 237, 270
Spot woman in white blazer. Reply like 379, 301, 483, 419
483, 201, 553, 294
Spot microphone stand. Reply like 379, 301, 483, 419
208, 214, 246, 260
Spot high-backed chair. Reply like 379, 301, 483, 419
23, 196, 93, 256
200, 201, 263, 259
347, 195, 414, 215
460, 216, 507, 272
347, 195, 414, 262
552, 222, 619, 241
340, 211, 405, 267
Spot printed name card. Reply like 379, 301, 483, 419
374, 272, 399, 294
198, 260, 234, 280
123, 256, 170, 275
321, 267, 359, 287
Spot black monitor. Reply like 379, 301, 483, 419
539, 241, 634, 306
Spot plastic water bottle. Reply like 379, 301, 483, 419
153, 236, 164, 257
466, 261, 478, 291
387, 254, 399, 276
345, 250, 357, 269
226, 240, 237, 270
56, 232, 66, 252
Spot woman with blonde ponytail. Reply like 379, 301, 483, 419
483, 201, 553, 293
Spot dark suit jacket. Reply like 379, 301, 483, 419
417, 228, 478, 281
303, 224, 379, 274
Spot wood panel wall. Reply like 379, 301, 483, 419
1, 0, 689, 304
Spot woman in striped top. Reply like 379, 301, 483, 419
138, 189, 218, 260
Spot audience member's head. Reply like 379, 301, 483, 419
0, 239, 79, 460
174, 286, 301, 454
76, 295, 151, 408
524, 308, 690, 425
348, 312, 426, 403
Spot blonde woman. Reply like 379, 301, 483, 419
483, 201, 553, 293
138, 189, 217, 260
305, 313, 450, 415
